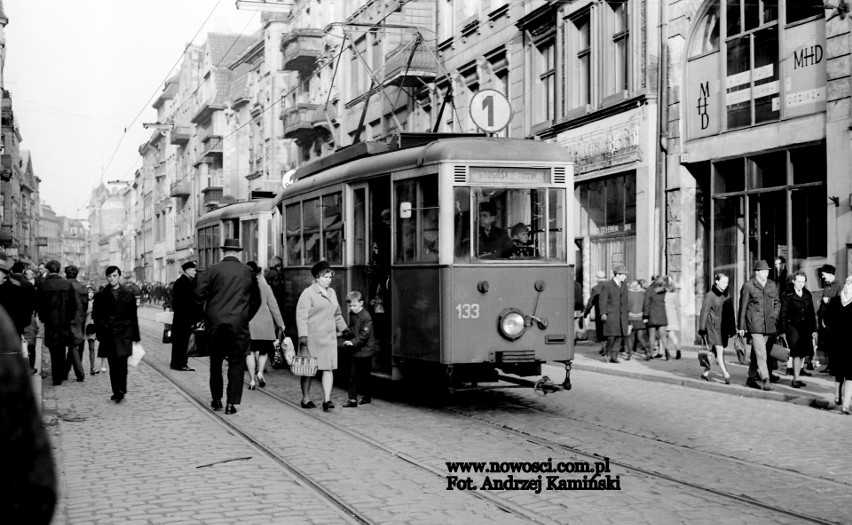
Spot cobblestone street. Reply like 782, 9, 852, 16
33, 307, 851, 524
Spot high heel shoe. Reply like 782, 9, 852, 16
257, 376, 266, 388
724, 374, 731, 385
248, 382, 256, 391
700, 373, 710, 381
322, 400, 334, 412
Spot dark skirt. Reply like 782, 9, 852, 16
250, 339, 275, 355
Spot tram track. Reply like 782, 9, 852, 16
138, 311, 843, 523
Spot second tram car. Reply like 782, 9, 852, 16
272, 135, 576, 391
195, 199, 278, 271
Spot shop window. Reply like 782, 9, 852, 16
791, 146, 825, 184
713, 158, 745, 193
323, 193, 343, 264
791, 185, 827, 258
574, 172, 637, 276
747, 151, 786, 189
285, 203, 302, 266
395, 174, 439, 263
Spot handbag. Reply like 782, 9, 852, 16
697, 338, 716, 368
85, 323, 96, 336
733, 334, 747, 363
162, 324, 172, 344
769, 338, 790, 361
186, 324, 210, 358
128, 342, 146, 367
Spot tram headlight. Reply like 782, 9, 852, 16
498, 308, 526, 341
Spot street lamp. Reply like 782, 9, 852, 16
235, 0, 293, 12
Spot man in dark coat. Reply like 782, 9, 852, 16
477, 202, 513, 258
64, 266, 88, 382
599, 264, 630, 363
818, 264, 842, 374
583, 271, 608, 354
35, 260, 76, 386
264, 255, 286, 313
195, 239, 261, 415
170, 261, 199, 371
738, 259, 780, 390
92, 266, 140, 402
0, 259, 35, 337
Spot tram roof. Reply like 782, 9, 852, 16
196, 198, 274, 226
272, 137, 574, 206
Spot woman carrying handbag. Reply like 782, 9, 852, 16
778, 271, 817, 389
698, 273, 736, 383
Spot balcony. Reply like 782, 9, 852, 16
281, 29, 324, 74
170, 180, 191, 198
170, 126, 191, 145
202, 186, 223, 207
383, 43, 437, 87
281, 103, 326, 142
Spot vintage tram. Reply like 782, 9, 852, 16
195, 198, 278, 271
272, 134, 576, 392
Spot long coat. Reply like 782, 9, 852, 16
92, 284, 140, 358
598, 279, 629, 337
68, 280, 88, 345
195, 256, 261, 356
642, 286, 668, 327
249, 276, 284, 341
171, 274, 199, 330
35, 274, 76, 350
699, 285, 736, 347
738, 277, 780, 335
827, 296, 852, 380
296, 283, 348, 370
779, 287, 817, 358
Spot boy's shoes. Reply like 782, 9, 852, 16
343, 400, 359, 408
211, 399, 223, 411
358, 397, 371, 405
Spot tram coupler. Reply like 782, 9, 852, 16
496, 373, 564, 395
561, 361, 573, 391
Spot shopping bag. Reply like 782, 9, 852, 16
769, 339, 790, 361
162, 324, 172, 344
186, 327, 210, 358
697, 338, 716, 368
290, 355, 318, 377
128, 342, 146, 367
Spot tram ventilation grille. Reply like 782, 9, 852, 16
553, 167, 566, 184
454, 166, 467, 183
496, 350, 536, 363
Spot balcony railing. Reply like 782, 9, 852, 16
383, 43, 437, 87
170, 126, 191, 145
281, 29, 324, 74
281, 103, 323, 141
202, 186, 223, 207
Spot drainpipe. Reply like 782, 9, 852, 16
657, 0, 669, 276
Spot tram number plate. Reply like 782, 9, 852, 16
456, 303, 480, 319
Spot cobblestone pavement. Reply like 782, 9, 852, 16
49, 306, 838, 524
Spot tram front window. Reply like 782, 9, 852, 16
455, 187, 564, 262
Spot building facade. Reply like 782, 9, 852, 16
87, 181, 133, 282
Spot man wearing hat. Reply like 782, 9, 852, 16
738, 260, 781, 390
477, 202, 513, 258
195, 240, 261, 414
599, 264, 630, 363
170, 261, 200, 371
818, 264, 842, 374
583, 270, 609, 355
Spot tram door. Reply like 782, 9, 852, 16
370, 177, 392, 374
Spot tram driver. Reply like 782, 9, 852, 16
477, 202, 513, 259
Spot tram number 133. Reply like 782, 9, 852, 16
456, 304, 480, 319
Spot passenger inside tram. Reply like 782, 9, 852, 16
477, 202, 513, 258
509, 223, 540, 258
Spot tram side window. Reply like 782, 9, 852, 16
285, 203, 302, 266
241, 219, 258, 264
394, 174, 439, 263
323, 193, 343, 265
303, 198, 321, 265
473, 188, 546, 260
454, 188, 471, 262
548, 189, 567, 261
198, 224, 220, 270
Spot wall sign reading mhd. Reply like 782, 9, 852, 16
468, 167, 550, 185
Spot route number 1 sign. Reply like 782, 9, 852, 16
469, 89, 512, 133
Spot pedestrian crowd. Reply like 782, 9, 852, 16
582, 258, 852, 414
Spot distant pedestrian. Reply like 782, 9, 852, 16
296, 260, 348, 411
83, 286, 100, 375
341, 291, 377, 407
170, 261, 199, 372
195, 239, 261, 415
778, 271, 817, 389
818, 264, 843, 375
770, 256, 789, 292
583, 270, 608, 355
22, 266, 41, 374
35, 260, 76, 386
664, 276, 682, 360
643, 275, 670, 359
92, 266, 140, 403
599, 264, 629, 363
1, 260, 36, 338
738, 260, 780, 391
626, 280, 649, 360
826, 275, 852, 412
246, 261, 284, 391
698, 273, 736, 384
64, 266, 88, 383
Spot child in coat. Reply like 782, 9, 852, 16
342, 291, 378, 407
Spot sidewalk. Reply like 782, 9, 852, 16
566, 338, 839, 409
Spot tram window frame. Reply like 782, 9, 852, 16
322, 192, 343, 265
466, 187, 555, 262
241, 219, 259, 264
394, 174, 439, 264
303, 198, 321, 265
284, 203, 303, 267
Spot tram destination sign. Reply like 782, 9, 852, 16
468, 167, 549, 185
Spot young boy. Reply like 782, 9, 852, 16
342, 291, 378, 407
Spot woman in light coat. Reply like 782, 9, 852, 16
296, 260, 348, 411
664, 276, 682, 360
246, 262, 284, 390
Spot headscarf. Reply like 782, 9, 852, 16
841, 276, 852, 307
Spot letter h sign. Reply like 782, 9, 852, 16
697, 81, 710, 130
